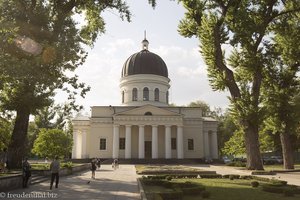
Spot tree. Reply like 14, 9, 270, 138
178, 0, 300, 169
0, 116, 12, 150
0, 0, 131, 168
32, 129, 72, 159
262, 12, 300, 169
187, 100, 211, 116
217, 111, 237, 155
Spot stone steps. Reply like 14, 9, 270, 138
30, 174, 49, 185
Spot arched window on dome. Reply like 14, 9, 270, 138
132, 88, 138, 101
122, 91, 125, 103
166, 91, 169, 104
143, 87, 149, 101
154, 88, 159, 102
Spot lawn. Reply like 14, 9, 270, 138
142, 178, 300, 200
136, 165, 212, 175
263, 164, 300, 171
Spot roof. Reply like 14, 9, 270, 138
121, 49, 168, 78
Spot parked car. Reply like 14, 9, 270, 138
270, 156, 283, 164
222, 157, 232, 164
262, 156, 283, 165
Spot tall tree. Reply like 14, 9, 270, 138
262, 11, 300, 169
178, 0, 300, 169
0, 0, 131, 168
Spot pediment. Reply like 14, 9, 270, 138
115, 105, 181, 116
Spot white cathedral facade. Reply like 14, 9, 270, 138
72, 38, 218, 160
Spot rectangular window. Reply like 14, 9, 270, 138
119, 138, 125, 150
99, 138, 106, 150
171, 138, 177, 150
188, 139, 194, 150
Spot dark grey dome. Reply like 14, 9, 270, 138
121, 49, 168, 78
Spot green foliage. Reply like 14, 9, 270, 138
61, 162, 73, 169
178, 0, 300, 170
187, 100, 211, 116
0, 116, 12, 150
251, 181, 259, 188
0, 0, 131, 168
32, 128, 72, 159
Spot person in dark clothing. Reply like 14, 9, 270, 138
96, 158, 101, 170
91, 159, 97, 179
50, 156, 60, 190
22, 158, 31, 188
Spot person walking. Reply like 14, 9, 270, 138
91, 159, 97, 179
50, 156, 60, 190
22, 158, 31, 188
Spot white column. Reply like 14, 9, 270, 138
125, 125, 132, 159
212, 132, 218, 159
204, 131, 210, 158
138, 125, 145, 159
113, 125, 120, 159
165, 125, 171, 159
72, 130, 77, 158
152, 125, 158, 159
177, 126, 184, 159
81, 130, 87, 158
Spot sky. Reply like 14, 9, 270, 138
58, 0, 230, 114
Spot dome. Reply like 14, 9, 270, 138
121, 39, 168, 78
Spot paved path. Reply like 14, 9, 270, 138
5, 164, 140, 200
190, 164, 300, 186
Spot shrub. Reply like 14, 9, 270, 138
226, 161, 246, 167
270, 180, 287, 186
251, 171, 276, 175
200, 174, 222, 178
223, 174, 240, 179
166, 176, 172, 181
201, 191, 211, 198
240, 175, 252, 180
251, 181, 259, 187
142, 179, 166, 186
61, 162, 73, 169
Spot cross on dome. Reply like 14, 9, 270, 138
142, 30, 149, 50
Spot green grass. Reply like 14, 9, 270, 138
136, 165, 203, 174
263, 164, 300, 171
142, 178, 300, 200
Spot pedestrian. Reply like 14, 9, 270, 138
22, 157, 31, 188
0, 148, 8, 173
91, 159, 96, 179
50, 156, 60, 190
112, 159, 119, 170
96, 158, 101, 170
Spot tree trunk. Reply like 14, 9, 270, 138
280, 131, 294, 169
7, 108, 30, 169
244, 123, 264, 170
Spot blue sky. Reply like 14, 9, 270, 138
59, 0, 229, 113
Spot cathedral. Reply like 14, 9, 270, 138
72, 37, 218, 160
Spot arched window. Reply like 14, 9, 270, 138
144, 112, 152, 116
122, 91, 125, 103
166, 91, 169, 104
143, 87, 149, 101
132, 88, 137, 101
154, 88, 159, 101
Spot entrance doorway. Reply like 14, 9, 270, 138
145, 141, 152, 158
